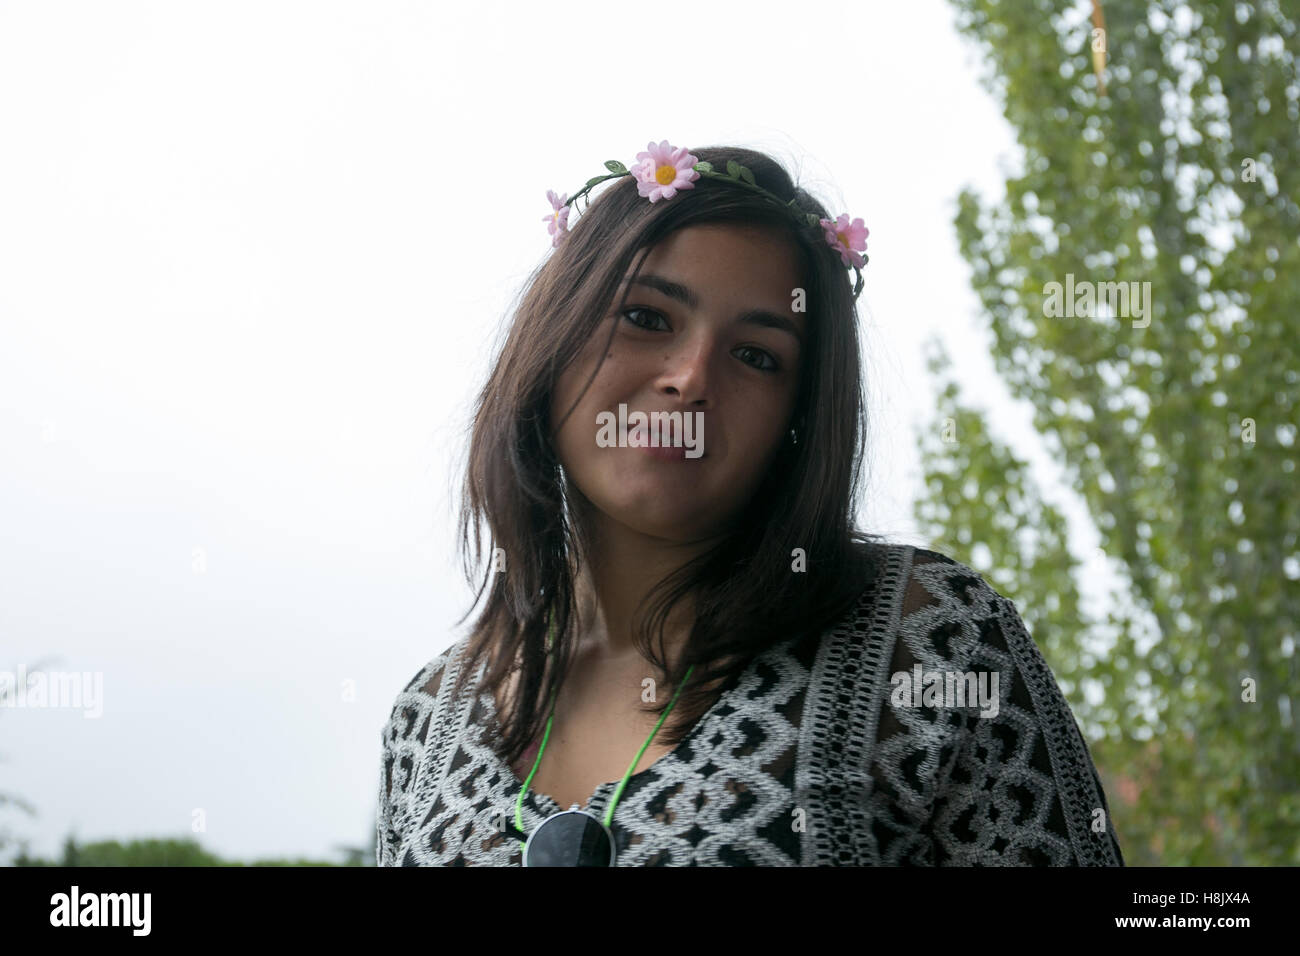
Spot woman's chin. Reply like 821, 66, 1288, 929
598, 495, 719, 541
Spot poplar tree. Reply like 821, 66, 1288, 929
917, 0, 1299, 863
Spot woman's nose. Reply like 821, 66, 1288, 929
655, 336, 715, 404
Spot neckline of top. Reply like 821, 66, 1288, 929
475, 647, 763, 818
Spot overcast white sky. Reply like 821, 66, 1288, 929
0, 0, 1111, 863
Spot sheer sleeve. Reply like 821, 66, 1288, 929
868, 550, 1124, 866
376, 657, 450, 867
376, 724, 398, 866
925, 584, 1125, 866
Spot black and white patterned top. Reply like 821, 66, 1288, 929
376, 544, 1125, 866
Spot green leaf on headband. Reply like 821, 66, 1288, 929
693, 161, 713, 173
737, 165, 756, 186
726, 160, 741, 179
603, 160, 627, 174
805, 213, 820, 227
585, 176, 606, 188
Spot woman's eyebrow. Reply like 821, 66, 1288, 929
628, 273, 804, 345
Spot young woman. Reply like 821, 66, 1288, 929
376, 141, 1125, 867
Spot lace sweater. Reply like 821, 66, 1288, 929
376, 545, 1125, 866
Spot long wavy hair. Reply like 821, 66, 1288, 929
447, 144, 881, 768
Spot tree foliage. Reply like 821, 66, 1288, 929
12, 835, 365, 866
917, 0, 1300, 864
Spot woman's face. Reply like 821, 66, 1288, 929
550, 223, 806, 543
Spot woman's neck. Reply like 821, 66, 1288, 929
571, 512, 723, 670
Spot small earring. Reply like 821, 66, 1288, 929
789, 427, 798, 446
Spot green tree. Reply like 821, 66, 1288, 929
916, 0, 1300, 864
12, 835, 363, 866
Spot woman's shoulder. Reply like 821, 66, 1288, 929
901, 545, 1014, 617
844, 540, 1011, 611
841, 542, 1085, 762
380, 635, 475, 742
836, 543, 1124, 865
833, 542, 1027, 663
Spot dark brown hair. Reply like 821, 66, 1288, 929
448, 144, 881, 768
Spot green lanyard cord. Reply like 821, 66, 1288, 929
512, 615, 694, 835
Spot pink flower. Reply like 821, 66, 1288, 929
633, 140, 700, 202
543, 190, 571, 248
820, 214, 869, 269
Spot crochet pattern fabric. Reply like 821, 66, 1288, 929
376, 544, 1125, 866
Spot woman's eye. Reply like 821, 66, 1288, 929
620, 307, 669, 331
735, 346, 779, 372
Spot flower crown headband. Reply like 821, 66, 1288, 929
543, 139, 869, 300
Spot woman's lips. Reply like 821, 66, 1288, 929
627, 421, 705, 460
639, 442, 697, 461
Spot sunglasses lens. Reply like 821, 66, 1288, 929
525, 811, 613, 866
